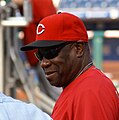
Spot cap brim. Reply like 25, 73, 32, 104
20, 40, 66, 51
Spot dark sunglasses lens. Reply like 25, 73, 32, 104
36, 42, 69, 60
40, 49, 58, 59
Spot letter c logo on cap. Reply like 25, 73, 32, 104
37, 24, 45, 35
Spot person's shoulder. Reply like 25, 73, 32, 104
0, 93, 52, 120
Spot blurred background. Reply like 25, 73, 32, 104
0, 0, 119, 115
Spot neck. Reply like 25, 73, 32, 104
76, 61, 93, 79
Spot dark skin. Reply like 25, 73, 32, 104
40, 42, 92, 89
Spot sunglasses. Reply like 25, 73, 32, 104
34, 42, 73, 61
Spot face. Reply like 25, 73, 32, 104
39, 43, 80, 88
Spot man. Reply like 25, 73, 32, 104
0, 93, 52, 120
21, 12, 119, 120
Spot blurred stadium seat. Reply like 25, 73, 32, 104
60, 0, 119, 8
59, 0, 119, 20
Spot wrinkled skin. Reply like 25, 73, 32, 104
40, 42, 87, 88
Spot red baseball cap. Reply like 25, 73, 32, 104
21, 12, 88, 51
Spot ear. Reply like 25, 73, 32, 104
75, 42, 85, 58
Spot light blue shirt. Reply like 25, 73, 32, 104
0, 93, 53, 120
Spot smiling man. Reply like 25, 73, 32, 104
21, 12, 119, 120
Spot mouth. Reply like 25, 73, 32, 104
45, 71, 56, 78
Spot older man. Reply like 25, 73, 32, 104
21, 12, 119, 120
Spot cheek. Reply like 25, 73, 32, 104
50, 57, 69, 84
60, 52, 76, 78
56, 55, 72, 79
54, 45, 75, 73
55, 58, 67, 76
51, 50, 75, 86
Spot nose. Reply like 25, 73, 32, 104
40, 58, 51, 68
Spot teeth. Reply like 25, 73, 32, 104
46, 71, 55, 76
46, 71, 54, 75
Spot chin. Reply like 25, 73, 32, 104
48, 80, 62, 87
